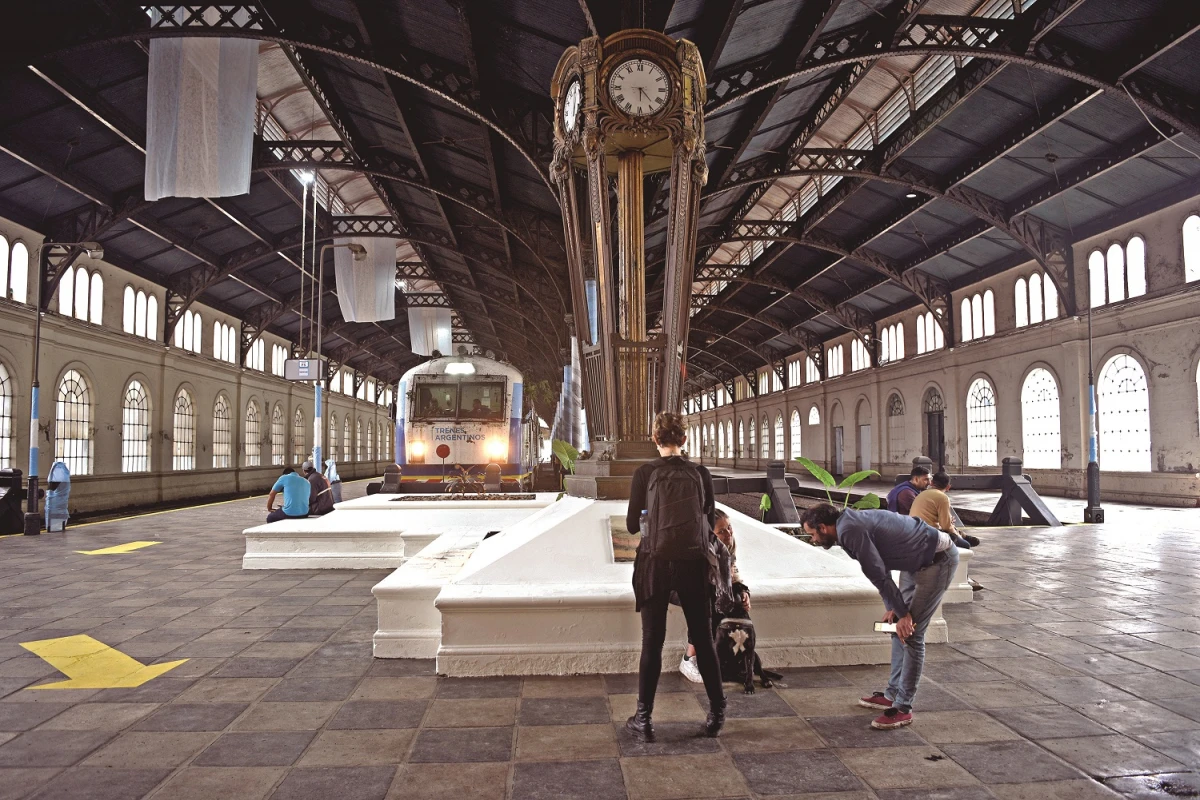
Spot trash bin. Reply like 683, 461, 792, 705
323, 459, 342, 504
44, 461, 70, 532
0, 469, 24, 535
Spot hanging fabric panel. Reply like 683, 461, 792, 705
335, 238, 397, 323
550, 338, 587, 449
145, 21, 257, 200
407, 307, 453, 356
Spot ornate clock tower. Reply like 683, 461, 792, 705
550, 29, 706, 468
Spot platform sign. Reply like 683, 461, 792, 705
285, 358, 326, 382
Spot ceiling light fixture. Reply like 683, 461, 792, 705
905, 191, 919, 199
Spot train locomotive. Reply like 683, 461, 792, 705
395, 351, 539, 488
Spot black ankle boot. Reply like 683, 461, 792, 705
702, 697, 726, 737
626, 701, 655, 742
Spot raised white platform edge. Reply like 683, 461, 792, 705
431, 498, 937, 676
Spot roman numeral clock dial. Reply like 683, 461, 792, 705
607, 59, 669, 117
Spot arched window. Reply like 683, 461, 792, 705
851, 338, 870, 372
887, 393, 905, 463
1089, 249, 1106, 308
1107, 242, 1126, 304
808, 405, 820, 426
1127, 235, 1147, 298
1014, 277, 1028, 328
7, 241, 27, 304
960, 298, 972, 341
367, 420, 374, 461
328, 413, 338, 464
172, 389, 196, 470
343, 417, 351, 462
879, 322, 904, 364
805, 356, 820, 383
271, 403, 285, 466
213, 395, 232, 468
717, 422, 725, 458
761, 417, 770, 459
89, 272, 103, 325
1028, 274, 1043, 325
966, 378, 997, 467
294, 407, 307, 464
121, 380, 150, 473
123, 286, 136, 333
916, 311, 945, 354
0, 236, 9, 302
747, 417, 756, 458
790, 409, 802, 460
1021, 369, 1061, 470
961, 292, 994, 341
59, 266, 75, 315
55, 369, 92, 475
135, 291, 148, 337
356, 418, 365, 461
1098, 354, 1151, 472
378, 421, 386, 462
1091, 238, 1147, 308
701, 425, 709, 457
826, 344, 844, 378
0, 362, 12, 469
1185, 214, 1200, 283
725, 421, 733, 460
245, 338, 265, 371
147, 295, 159, 340
74, 266, 89, 320
213, 322, 237, 364
774, 413, 784, 459
244, 401, 261, 467
737, 420, 745, 458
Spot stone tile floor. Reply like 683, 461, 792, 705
0, 483, 1199, 798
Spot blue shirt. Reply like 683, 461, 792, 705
835, 508, 941, 617
271, 472, 311, 517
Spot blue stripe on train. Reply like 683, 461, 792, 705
509, 382, 523, 469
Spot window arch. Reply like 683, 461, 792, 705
747, 417, 756, 457
880, 323, 904, 364
3, 241, 28, 304
123, 286, 136, 333
213, 322, 237, 364
343, 416, 351, 462
0, 362, 12, 469
1021, 369, 1061, 469
356, 418, 365, 461
1098, 354, 1151, 472
121, 380, 151, 473
1090, 238, 1147, 308
826, 344, 844, 377
294, 407, 307, 464
887, 393, 905, 463
725, 421, 733, 460
244, 400, 261, 467
246, 338, 265, 371
173, 309, 203, 354
808, 405, 820, 426
172, 389, 196, 470
55, 369, 93, 475
213, 395, 232, 468
961, 291, 995, 342
737, 420, 745, 458
1014, 272, 1059, 328
774, 413, 784, 459
1014, 277, 1027, 328
850, 338, 870, 372
271, 403, 285, 465
916, 311, 945, 354
717, 422, 725, 458
924, 387, 944, 414
1185, 214, 1200, 283
701, 424, 709, 457
966, 378, 997, 467
379, 421, 387, 462
367, 420, 374, 461
328, 413, 338, 464
59, 266, 104, 324
761, 416, 770, 459
790, 409, 802, 460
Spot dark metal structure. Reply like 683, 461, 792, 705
2, 0, 1197, 396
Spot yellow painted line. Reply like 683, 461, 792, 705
21, 634, 187, 690
76, 541, 162, 555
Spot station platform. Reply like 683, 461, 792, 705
0, 481, 1196, 799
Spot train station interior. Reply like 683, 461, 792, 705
1, 1, 1200, 798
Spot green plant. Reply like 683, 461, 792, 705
793, 457, 882, 510
445, 464, 485, 497
551, 438, 580, 496
758, 493, 772, 522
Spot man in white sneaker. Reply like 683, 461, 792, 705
680, 510, 750, 682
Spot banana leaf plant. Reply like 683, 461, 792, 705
551, 439, 580, 498
793, 457, 882, 510
758, 493, 772, 522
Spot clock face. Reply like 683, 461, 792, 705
607, 58, 669, 117
562, 78, 582, 133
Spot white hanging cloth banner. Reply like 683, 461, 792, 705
407, 306, 453, 356
145, 12, 258, 200
334, 238, 398, 323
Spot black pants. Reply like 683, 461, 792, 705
637, 559, 724, 711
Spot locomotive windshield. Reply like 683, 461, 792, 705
412, 380, 506, 421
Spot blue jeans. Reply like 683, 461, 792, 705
266, 509, 307, 523
885, 547, 959, 712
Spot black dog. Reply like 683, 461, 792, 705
715, 583, 783, 694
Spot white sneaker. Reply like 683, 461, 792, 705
679, 655, 703, 683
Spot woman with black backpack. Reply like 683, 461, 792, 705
625, 411, 727, 741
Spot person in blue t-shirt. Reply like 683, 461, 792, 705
266, 467, 311, 523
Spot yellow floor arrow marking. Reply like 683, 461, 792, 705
20, 634, 187, 690
75, 541, 162, 555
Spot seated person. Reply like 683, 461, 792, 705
266, 467, 311, 523
909, 471, 979, 549
886, 466, 930, 514
303, 460, 335, 516
679, 510, 749, 682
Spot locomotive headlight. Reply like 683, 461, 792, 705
410, 441, 426, 463
485, 439, 508, 461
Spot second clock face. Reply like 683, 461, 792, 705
562, 78, 581, 133
607, 58, 669, 117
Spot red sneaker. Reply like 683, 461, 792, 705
871, 707, 913, 729
858, 692, 893, 710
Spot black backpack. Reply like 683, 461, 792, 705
643, 457, 708, 560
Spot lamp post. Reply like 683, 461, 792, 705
1084, 265, 1104, 523
311, 241, 366, 469
24, 241, 103, 536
